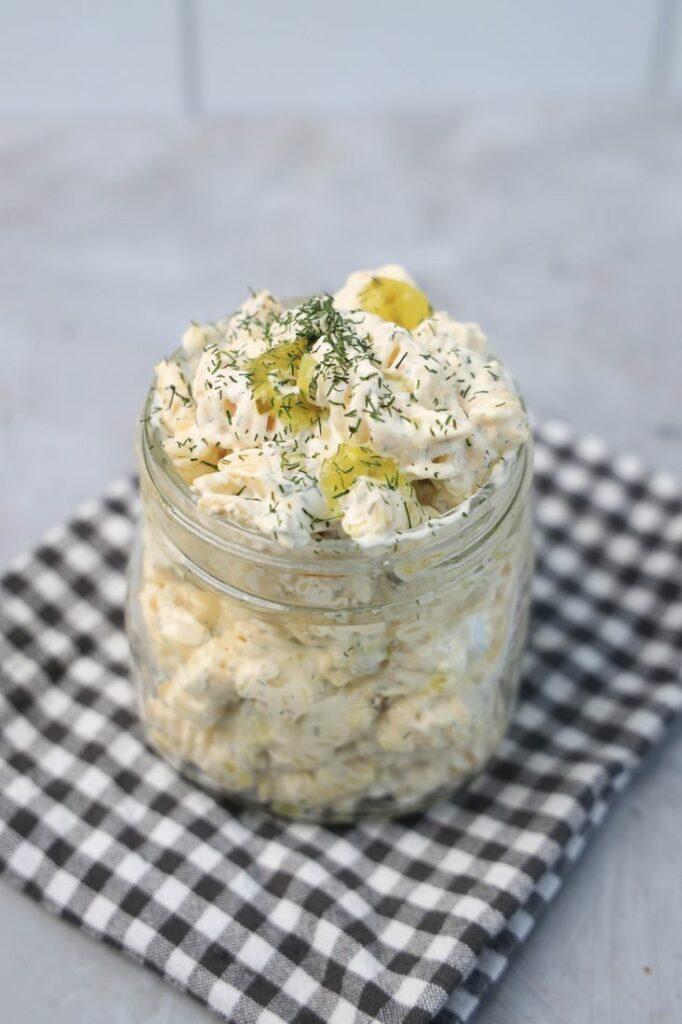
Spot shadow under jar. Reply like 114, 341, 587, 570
127, 396, 533, 823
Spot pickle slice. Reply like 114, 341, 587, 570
275, 391, 323, 433
249, 339, 305, 410
320, 442, 416, 515
359, 277, 431, 330
296, 351, 320, 402
248, 339, 323, 432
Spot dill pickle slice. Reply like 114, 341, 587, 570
248, 339, 323, 432
359, 277, 431, 330
296, 351, 319, 401
275, 391, 325, 432
249, 339, 306, 409
319, 442, 416, 514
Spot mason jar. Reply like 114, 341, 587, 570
126, 385, 533, 823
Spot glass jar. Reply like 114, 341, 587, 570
126, 389, 533, 823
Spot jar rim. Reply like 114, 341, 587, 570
138, 384, 531, 576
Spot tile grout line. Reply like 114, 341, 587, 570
177, 0, 202, 118
648, 0, 680, 95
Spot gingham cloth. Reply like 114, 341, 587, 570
0, 421, 680, 1024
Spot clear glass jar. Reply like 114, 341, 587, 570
126, 393, 533, 823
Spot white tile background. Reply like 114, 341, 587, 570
0, 0, 680, 117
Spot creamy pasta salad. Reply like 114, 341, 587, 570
150, 264, 527, 547
134, 265, 532, 818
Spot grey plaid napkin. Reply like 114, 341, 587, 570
0, 421, 680, 1024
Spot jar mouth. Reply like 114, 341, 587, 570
138, 383, 530, 575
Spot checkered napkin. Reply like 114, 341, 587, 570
0, 422, 680, 1024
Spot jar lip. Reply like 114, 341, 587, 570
138, 385, 530, 573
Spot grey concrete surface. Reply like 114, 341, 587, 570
0, 103, 680, 1023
